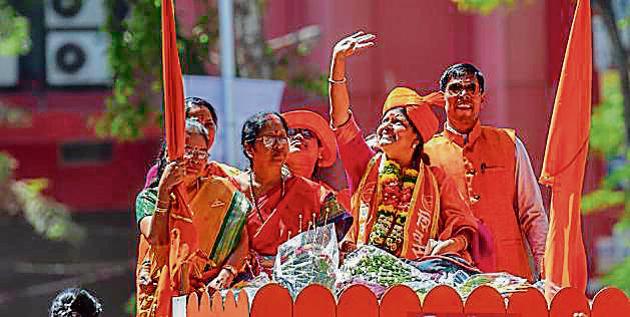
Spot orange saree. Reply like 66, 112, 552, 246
246, 175, 351, 256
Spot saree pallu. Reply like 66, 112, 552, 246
246, 175, 352, 274
348, 153, 477, 261
135, 177, 250, 317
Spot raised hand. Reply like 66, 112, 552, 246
157, 160, 185, 200
329, 30, 376, 127
332, 31, 376, 61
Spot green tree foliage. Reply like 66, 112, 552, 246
1, 103, 85, 244
583, 72, 630, 293
450, 0, 516, 14
0, 151, 85, 245
95, 0, 166, 140
96, 0, 325, 141
0, 3, 83, 244
0, 0, 30, 56
602, 256, 630, 294
582, 72, 629, 229
95, 0, 213, 140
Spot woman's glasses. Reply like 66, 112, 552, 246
183, 147, 209, 161
256, 135, 289, 148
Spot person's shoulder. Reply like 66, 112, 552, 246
291, 175, 331, 194
206, 175, 242, 194
425, 131, 449, 146
135, 187, 159, 218
292, 174, 319, 187
481, 125, 516, 144
214, 162, 243, 177
231, 171, 249, 190
136, 187, 158, 203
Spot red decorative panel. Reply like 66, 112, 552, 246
337, 285, 379, 317
380, 285, 422, 317
591, 287, 630, 317
464, 285, 506, 315
507, 287, 549, 317
180, 285, 628, 317
294, 284, 336, 317
549, 287, 589, 317
422, 285, 464, 316
250, 284, 292, 317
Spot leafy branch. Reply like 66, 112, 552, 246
0, 0, 30, 56
0, 152, 85, 245
97, 0, 325, 141
450, 0, 517, 14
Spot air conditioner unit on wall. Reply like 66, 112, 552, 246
44, 0, 106, 29
46, 31, 111, 86
0, 55, 18, 87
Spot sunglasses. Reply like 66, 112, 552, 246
287, 128, 315, 140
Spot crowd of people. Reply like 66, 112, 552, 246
133, 31, 549, 316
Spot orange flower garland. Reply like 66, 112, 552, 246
368, 160, 419, 255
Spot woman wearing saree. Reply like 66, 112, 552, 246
235, 112, 351, 274
143, 96, 240, 189
329, 31, 479, 263
135, 119, 250, 316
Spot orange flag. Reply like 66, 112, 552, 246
154, 0, 198, 315
539, 0, 591, 294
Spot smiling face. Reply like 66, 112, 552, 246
376, 108, 419, 160
444, 74, 485, 133
245, 115, 289, 167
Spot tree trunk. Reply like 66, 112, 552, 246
593, 0, 630, 143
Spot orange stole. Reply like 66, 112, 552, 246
349, 154, 441, 260
425, 124, 531, 279
247, 176, 330, 256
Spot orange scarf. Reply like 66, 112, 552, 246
351, 153, 441, 259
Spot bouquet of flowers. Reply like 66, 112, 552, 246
272, 224, 339, 297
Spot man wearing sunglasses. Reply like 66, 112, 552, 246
424, 63, 549, 281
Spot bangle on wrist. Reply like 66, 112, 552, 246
155, 206, 168, 214
157, 199, 170, 208
328, 77, 347, 84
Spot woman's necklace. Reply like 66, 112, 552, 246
248, 170, 286, 222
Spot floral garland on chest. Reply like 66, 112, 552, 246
367, 159, 419, 256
